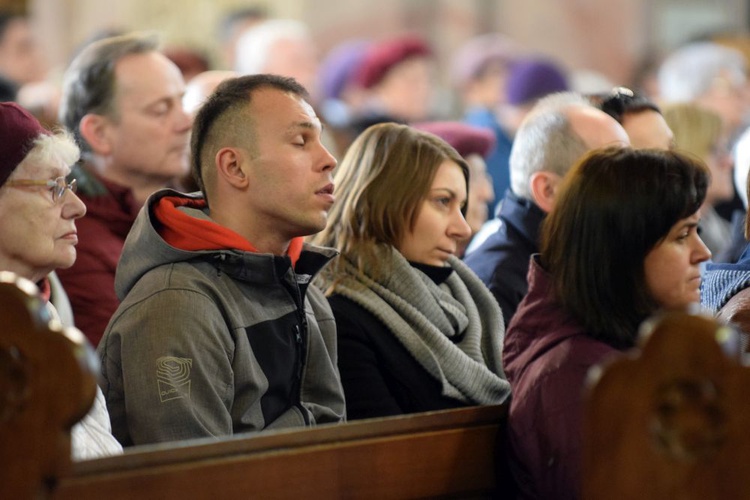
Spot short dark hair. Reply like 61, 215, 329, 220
190, 74, 308, 204
540, 146, 708, 347
590, 86, 661, 124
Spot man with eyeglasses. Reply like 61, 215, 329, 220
56, 33, 192, 347
0, 101, 122, 460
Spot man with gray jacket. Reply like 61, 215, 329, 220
98, 74, 346, 446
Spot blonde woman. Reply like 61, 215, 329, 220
311, 122, 511, 420
662, 103, 734, 256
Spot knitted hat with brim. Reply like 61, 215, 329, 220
354, 35, 432, 89
412, 121, 496, 160
0, 102, 48, 187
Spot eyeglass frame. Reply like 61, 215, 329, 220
5, 176, 78, 203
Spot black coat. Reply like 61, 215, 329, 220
328, 292, 466, 420
464, 190, 546, 325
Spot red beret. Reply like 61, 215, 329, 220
0, 102, 49, 187
412, 121, 496, 160
354, 35, 432, 89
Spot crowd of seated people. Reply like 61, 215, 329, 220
4, 7, 750, 499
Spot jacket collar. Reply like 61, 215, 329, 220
497, 189, 546, 248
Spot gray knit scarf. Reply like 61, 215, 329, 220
331, 250, 511, 405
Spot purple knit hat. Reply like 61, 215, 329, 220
506, 59, 569, 106
413, 121, 496, 159
319, 39, 371, 101
0, 102, 49, 187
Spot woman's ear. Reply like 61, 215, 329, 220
215, 147, 249, 189
529, 171, 562, 213
78, 114, 112, 155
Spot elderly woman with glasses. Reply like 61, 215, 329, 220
0, 102, 121, 460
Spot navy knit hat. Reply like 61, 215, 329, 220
0, 102, 48, 187
506, 59, 569, 106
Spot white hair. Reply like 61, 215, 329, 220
234, 19, 310, 75
734, 125, 750, 209
21, 128, 80, 171
658, 42, 746, 102
183, 70, 237, 115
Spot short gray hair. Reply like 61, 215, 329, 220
658, 42, 746, 102
509, 92, 590, 199
58, 32, 160, 153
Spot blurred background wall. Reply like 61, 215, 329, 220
14, 0, 746, 86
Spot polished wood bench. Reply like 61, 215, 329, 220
582, 310, 750, 500
0, 273, 513, 499
56, 403, 509, 499
0, 272, 98, 499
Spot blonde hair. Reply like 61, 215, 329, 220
311, 122, 468, 291
662, 103, 723, 161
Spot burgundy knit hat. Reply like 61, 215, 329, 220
0, 102, 48, 187
354, 35, 432, 89
412, 121, 496, 160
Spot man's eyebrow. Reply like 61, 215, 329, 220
286, 120, 323, 133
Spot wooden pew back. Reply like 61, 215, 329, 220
0, 272, 97, 499
582, 311, 750, 500
0, 276, 512, 499
54, 403, 508, 499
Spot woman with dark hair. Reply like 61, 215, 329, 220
311, 122, 511, 420
504, 146, 711, 499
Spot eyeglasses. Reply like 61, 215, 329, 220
5, 176, 78, 203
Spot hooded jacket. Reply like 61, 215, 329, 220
98, 189, 346, 446
503, 257, 620, 499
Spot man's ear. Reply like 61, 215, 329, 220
78, 114, 112, 155
215, 147, 249, 189
529, 171, 561, 213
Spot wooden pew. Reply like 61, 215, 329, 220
0, 274, 513, 499
56, 404, 509, 499
0, 272, 98, 500
582, 310, 750, 500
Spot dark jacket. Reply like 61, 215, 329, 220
464, 190, 545, 324
503, 257, 621, 499
328, 265, 468, 420
99, 189, 346, 446
56, 165, 140, 347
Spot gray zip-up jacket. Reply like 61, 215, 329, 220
98, 189, 346, 446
